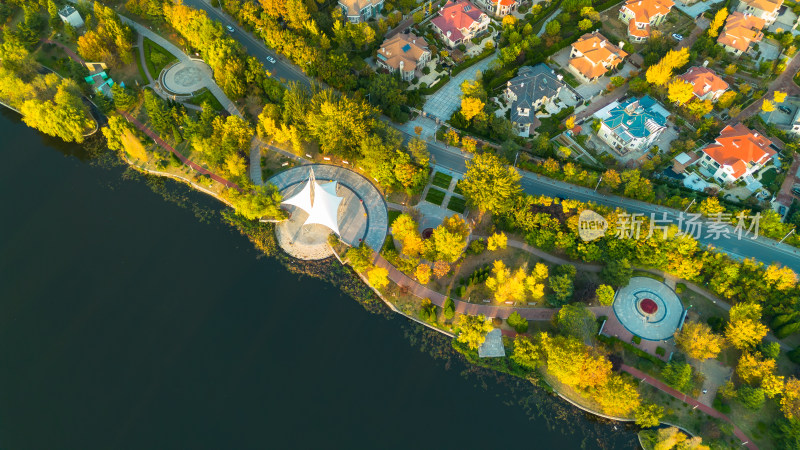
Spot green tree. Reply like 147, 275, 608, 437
222, 184, 285, 221
507, 311, 529, 333
554, 303, 597, 342
456, 314, 493, 350
443, 298, 455, 320
635, 403, 664, 428
661, 361, 693, 392
601, 258, 633, 287
546, 20, 561, 36
548, 275, 574, 306
738, 385, 766, 410
346, 243, 374, 272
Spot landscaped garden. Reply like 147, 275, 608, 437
143, 37, 176, 78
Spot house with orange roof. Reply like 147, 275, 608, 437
735, 0, 783, 26
619, 0, 675, 42
677, 66, 729, 102
567, 31, 628, 84
717, 12, 766, 56
698, 123, 777, 184
474, 0, 518, 17
376, 33, 431, 81
431, 0, 490, 48
338, 0, 384, 23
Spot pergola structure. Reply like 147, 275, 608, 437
281, 168, 343, 236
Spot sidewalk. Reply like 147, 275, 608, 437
622, 364, 758, 450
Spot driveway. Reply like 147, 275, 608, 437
740, 53, 800, 119
422, 52, 498, 121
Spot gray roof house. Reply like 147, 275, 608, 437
59, 5, 84, 28
339, 0, 384, 23
503, 64, 565, 136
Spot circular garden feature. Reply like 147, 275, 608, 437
612, 277, 684, 341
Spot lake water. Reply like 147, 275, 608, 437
0, 110, 638, 449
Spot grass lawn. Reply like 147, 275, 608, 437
425, 188, 446, 205
555, 68, 580, 88
188, 88, 225, 111
453, 181, 463, 195
143, 38, 177, 78
446, 195, 467, 213
431, 171, 453, 189
387, 209, 402, 226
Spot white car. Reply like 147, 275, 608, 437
226, 25, 235, 33
672, 33, 683, 41
266, 56, 276, 64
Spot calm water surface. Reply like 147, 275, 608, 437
0, 110, 638, 449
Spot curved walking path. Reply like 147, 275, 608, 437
269, 164, 388, 251
622, 365, 758, 450
119, 111, 239, 189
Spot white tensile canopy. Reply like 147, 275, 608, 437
282, 169, 343, 236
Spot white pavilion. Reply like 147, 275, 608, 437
281, 169, 343, 236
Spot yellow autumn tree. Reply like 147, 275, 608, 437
595, 375, 641, 416
668, 78, 695, 105
725, 303, 768, 349
120, 130, 148, 162
415, 263, 432, 284
774, 90, 787, 103
762, 99, 776, 112
646, 62, 672, 86
781, 377, 800, 419
708, 8, 728, 38
675, 321, 725, 360
461, 97, 485, 121
368, 266, 389, 288
540, 333, 611, 390
486, 260, 528, 303
526, 262, 549, 302
456, 314, 493, 350
565, 115, 576, 130
763, 264, 797, 291
487, 232, 508, 251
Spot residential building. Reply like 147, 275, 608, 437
58, 5, 84, 28
504, 64, 565, 136
677, 66, 729, 102
698, 123, 776, 184
718, 12, 766, 56
338, 0, 384, 23
735, 0, 783, 26
376, 33, 431, 81
431, 0, 490, 48
618, 0, 675, 42
596, 96, 670, 154
84, 71, 119, 98
568, 31, 628, 84
792, 108, 800, 137
474, 0, 518, 17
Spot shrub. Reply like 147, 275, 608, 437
707, 316, 725, 333
675, 283, 686, 294
422, 66, 430, 75
492, 317, 502, 327
656, 346, 666, 356
632, 336, 641, 344
788, 346, 800, 364
457, 43, 467, 52
713, 395, 732, 414
444, 298, 455, 320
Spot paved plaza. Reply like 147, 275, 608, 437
162, 60, 213, 94
269, 165, 388, 259
612, 277, 685, 341
422, 53, 498, 121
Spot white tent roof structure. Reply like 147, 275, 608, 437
282, 169, 343, 236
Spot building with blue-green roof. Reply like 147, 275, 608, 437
595, 95, 670, 155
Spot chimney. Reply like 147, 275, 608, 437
703, 60, 709, 67
619, 41, 625, 49
593, 42, 597, 47
399, 60, 404, 71
600, 40, 606, 48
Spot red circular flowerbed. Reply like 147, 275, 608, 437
639, 298, 658, 314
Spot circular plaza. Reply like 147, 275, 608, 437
268, 164, 388, 260
162, 60, 212, 95
612, 277, 685, 341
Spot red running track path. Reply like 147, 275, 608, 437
622, 365, 758, 450
119, 111, 239, 190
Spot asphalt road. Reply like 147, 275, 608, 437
184, 0, 800, 273
181, 0, 311, 86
